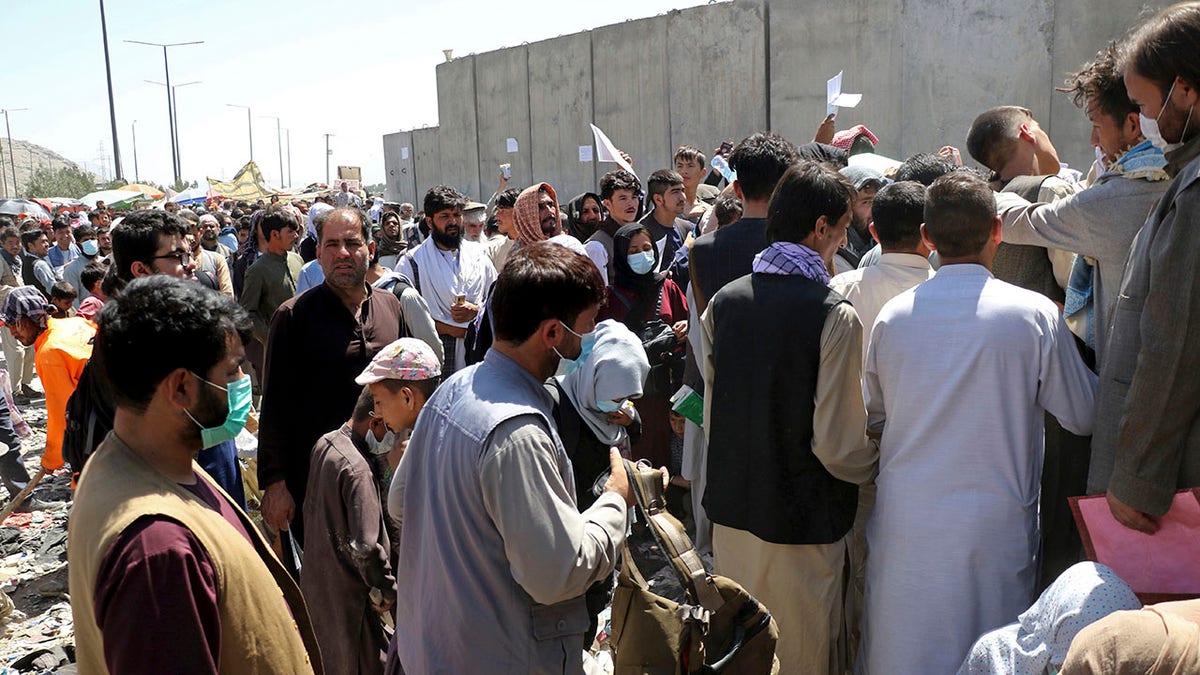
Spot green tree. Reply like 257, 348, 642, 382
100, 178, 128, 191
22, 166, 97, 199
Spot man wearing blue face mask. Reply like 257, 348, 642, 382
392, 243, 635, 674
1094, 2, 1200, 535
61, 225, 100, 309
67, 275, 321, 675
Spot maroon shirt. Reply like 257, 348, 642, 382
93, 474, 252, 675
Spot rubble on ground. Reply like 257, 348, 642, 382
1, 404, 76, 674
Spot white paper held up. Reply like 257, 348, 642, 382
505, 138, 519, 153
589, 124, 636, 177
579, 145, 593, 163
827, 71, 863, 115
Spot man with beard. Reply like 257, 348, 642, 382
258, 207, 405, 565
833, 166, 887, 274
186, 216, 234, 298
375, 210, 407, 270
61, 225, 100, 308
513, 183, 565, 245
462, 201, 488, 243
397, 186, 497, 375
197, 214, 233, 258
66, 276, 321, 674
639, 169, 691, 279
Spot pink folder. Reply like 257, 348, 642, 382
1070, 489, 1200, 604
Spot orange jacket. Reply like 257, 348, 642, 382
34, 317, 95, 470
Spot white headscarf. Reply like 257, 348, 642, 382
958, 562, 1141, 675
308, 202, 334, 240
555, 320, 650, 447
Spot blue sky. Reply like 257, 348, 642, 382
1, 0, 706, 187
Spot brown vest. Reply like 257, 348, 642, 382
996, 175, 1067, 304
68, 433, 323, 674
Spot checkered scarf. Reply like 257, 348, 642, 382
0, 286, 56, 329
514, 183, 559, 245
752, 242, 830, 284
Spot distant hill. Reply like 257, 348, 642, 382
0, 139, 97, 199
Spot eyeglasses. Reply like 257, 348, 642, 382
152, 249, 193, 264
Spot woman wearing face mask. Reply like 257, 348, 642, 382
547, 318, 650, 648
598, 223, 688, 470
548, 319, 651, 508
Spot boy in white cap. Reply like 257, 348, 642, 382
300, 337, 441, 675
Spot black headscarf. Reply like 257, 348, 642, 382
565, 192, 603, 241
609, 223, 667, 291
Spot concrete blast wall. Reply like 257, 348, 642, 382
385, 0, 1168, 203
382, 131, 416, 206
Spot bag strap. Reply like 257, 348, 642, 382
623, 460, 725, 614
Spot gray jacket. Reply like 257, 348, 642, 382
995, 168, 1169, 365
392, 349, 628, 674
1089, 134, 1200, 513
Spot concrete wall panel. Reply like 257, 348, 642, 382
592, 16, 671, 181
898, 2, 1055, 167
475, 45, 533, 199
528, 31, 597, 201
389, 0, 1173, 198
411, 126, 442, 204
382, 131, 416, 205
769, 0, 903, 161
435, 57, 481, 200
667, 1, 767, 165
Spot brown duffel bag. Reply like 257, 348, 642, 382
611, 461, 779, 674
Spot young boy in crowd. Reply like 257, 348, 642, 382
48, 282, 77, 319
76, 263, 108, 323
299, 338, 441, 675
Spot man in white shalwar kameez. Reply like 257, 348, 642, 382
857, 173, 1097, 675
397, 185, 497, 375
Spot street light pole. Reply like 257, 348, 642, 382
285, 129, 292, 187
324, 133, 334, 187
227, 104, 253, 165
147, 80, 199, 181
1, 109, 28, 197
132, 120, 140, 183
98, 0, 123, 181
261, 115, 283, 188
125, 39, 203, 187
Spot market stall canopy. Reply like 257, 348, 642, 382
172, 185, 214, 205
207, 161, 280, 201
0, 199, 52, 220
81, 189, 149, 209
124, 183, 166, 200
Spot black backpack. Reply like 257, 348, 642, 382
63, 355, 115, 484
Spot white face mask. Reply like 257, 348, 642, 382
1140, 80, 1194, 153
365, 429, 394, 455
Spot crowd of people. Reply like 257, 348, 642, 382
1, 2, 1198, 673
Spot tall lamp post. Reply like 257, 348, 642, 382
284, 129, 292, 187
324, 133, 334, 187
125, 39, 203, 187
131, 120, 140, 183
146, 80, 200, 180
261, 115, 284, 188
1, 108, 29, 196
227, 104, 253, 165
98, 0, 123, 181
